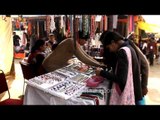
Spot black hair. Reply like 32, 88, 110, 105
99, 31, 124, 70
99, 30, 124, 46
31, 39, 45, 53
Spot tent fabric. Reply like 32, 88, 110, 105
138, 21, 160, 33
0, 16, 13, 74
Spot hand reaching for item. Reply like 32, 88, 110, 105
95, 67, 103, 76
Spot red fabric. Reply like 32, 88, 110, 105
91, 76, 104, 82
15, 19, 20, 29
118, 19, 128, 23
128, 16, 134, 33
14, 53, 25, 59
134, 16, 138, 22
27, 22, 32, 36
90, 15, 95, 38
0, 99, 23, 105
86, 76, 104, 87
0, 70, 23, 105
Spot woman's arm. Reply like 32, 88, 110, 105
99, 49, 128, 91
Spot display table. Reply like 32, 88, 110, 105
23, 80, 109, 105
23, 63, 110, 105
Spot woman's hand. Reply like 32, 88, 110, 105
95, 67, 103, 76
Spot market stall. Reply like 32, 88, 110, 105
23, 59, 110, 105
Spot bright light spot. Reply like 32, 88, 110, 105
142, 15, 160, 26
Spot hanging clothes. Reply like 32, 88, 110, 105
103, 15, 108, 31
79, 16, 82, 31
67, 15, 70, 33
15, 19, 20, 30
108, 15, 113, 31
60, 15, 64, 30
129, 15, 135, 32
113, 15, 118, 29
60, 15, 65, 36
88, 15, 91, 35
50, 15, 55, 33
70, 15, 73, 37
21, 32, 27, 47
27, 22, 32, 36
63, 16, 66, 36
100, 15, 103, 32
90, 15, 96, 38
46, 15, 51, 35
65, 15, 68, 31
75, 17, 79, 39
82, 15, 89, 37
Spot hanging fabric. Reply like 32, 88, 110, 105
132, 15, 134, 32
88, 15, 90, 35
63, 16, 66, 36
113, 15, 118, 29
65, 15, 68, 31
128, 15, 133, 33
50, 15, 55, 33
75, 17, 79, 39
70, 15, 73, 37
86, 15, 89, 36
82, 15, 89, 37
60, 15, 65, 36
90, 15, 95, 38
103, 15, 108, 31
82, 15, 85, 36
60, 15, 64, 29
21, 32, 27, 46
15, 19, 20, 30
108, 15, 113, 31
27, 21, 32, 36
67, 15, 70, 33
100, 15, 103, 32
79, 15, 82, 31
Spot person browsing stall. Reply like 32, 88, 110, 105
95, 31, 142, 105
42, 31, 105, 73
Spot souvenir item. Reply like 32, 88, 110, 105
86, 76, 104, 87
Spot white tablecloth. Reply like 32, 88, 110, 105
23, 80, 110, 105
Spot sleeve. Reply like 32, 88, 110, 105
140, 55, 149, 89
36, 54, 45, 67
17, 35, 21, 40
100, 49, 128, 92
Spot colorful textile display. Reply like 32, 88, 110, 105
82, 15, 89, 37
113, 15, 118, 29
103, 15, 108, 31
79, 16, 82, 31
90, 15, 95, 38
50, 15, 55, 33
70, 15, 73, 37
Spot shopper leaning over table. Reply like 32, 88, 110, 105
95, 31, 143, 105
